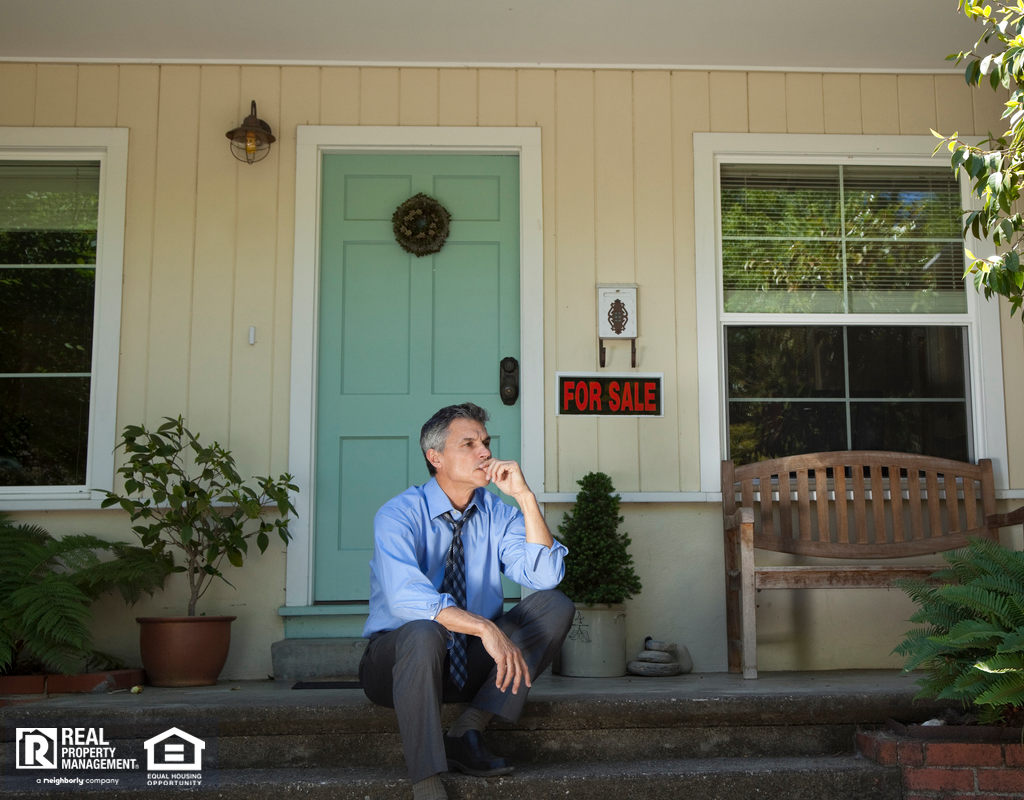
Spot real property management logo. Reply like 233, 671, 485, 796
16, 727, 138, 771
11, 723, 211, 790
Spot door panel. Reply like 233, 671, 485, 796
315, 153, 520, 603
340, 243, 411, 395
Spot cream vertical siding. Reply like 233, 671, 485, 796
0, 64, 1018, 677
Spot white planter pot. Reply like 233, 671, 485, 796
558, 603, 627, 677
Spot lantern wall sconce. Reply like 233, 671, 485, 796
226, 100, 276, 164
597, 284, 638, 368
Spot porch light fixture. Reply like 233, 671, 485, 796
225, 100, 276, 164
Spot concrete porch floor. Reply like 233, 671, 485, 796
1, 669, 937, 719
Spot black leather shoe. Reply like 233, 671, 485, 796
444, 730, 513, 777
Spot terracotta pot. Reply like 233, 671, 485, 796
136, 616, 236, 687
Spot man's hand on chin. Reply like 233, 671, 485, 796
481, 458, 530, 499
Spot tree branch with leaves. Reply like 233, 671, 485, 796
102, 416, 298, 617
934, 0, 1024, 317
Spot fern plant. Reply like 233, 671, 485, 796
0, 514, 173, 676
556, 472, 642, 605
894, 537, 1024, 724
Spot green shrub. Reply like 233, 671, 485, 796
556, 472, 642, 605
0, 514, 172, 675
102, 416, 297, 616
894, 537, 1024, 724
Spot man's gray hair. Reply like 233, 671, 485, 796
420, 402, 490, 476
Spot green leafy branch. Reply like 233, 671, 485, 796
932, 1, 1024, 317
102, 416, 298, 616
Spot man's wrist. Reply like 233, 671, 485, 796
513, 488, 538, 509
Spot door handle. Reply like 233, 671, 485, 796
500, 357, 519, 405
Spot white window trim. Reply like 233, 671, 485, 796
0, 128, 128, 510
694, 132, 1009, 494
286, 126, 544, 607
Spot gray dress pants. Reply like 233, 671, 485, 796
359, 588, 575, 783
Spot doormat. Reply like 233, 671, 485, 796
291, 680, 362, 690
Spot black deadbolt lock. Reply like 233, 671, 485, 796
500, 356, 519, 406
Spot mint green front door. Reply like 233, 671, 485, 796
314, 154, 521, 603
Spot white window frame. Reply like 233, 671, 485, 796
0, 128, 128, 509
694, 133, 1009, 494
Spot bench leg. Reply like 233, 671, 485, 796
739, 520, 758, 679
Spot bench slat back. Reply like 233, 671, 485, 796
722, 452, 997, 558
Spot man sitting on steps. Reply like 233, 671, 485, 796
359, 402, 574, 800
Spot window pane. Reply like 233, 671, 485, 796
727, 326, 844, 399
0, 377, 90, 486
724, 325, 971, 465
729, 401, 848, 464
847, 241, 966, 313
721, 164, 841, 238
721, 164, 844, 313
851, 401, 969, 462
848, 326, 966, 399
722, 239, 844, 313
0, 230, 97, 265
720, 163, 967, 315
0, 161, 100, 488
843, 165, 961, 239
0, 162, 100, 240
0, 267, 95, 373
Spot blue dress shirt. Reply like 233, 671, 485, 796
362, 477, 567, 640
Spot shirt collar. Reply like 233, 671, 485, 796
424, 477, 480, 522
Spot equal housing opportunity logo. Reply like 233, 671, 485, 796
4, 718, 217, 791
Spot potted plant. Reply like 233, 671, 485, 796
555, 472, 642, 677
102, 416, 297, 687
0, 513, 172, 693
894, 537, 1024, 725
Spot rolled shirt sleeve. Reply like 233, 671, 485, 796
367, 506, 453, 626
496, 509, 567, 590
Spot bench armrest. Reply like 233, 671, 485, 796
724, 506, 754, 532
987, 504, 1024, 529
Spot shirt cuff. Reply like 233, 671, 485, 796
525, 539, 568, 570
431, 594, 458, 649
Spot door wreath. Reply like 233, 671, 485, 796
392, 193, 452, 257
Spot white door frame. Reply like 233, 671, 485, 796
286, 126, 544, 607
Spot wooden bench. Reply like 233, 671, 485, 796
722, 451, 1024, 679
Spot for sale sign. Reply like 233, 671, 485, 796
556, 373, 663, 417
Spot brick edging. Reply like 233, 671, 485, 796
857, 730, 1024, 797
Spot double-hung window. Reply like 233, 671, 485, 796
0, 129, 128, 506
694, 134, 1008, 493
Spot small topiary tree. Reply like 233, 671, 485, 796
556, 472, 642, 605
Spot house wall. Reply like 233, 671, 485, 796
1, 63, 1019, 677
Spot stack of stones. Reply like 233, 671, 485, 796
627, 637, 693, 676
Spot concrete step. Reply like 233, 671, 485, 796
0, 756, 902, 800
270, 637, 366, 680
1, 672, 942, 772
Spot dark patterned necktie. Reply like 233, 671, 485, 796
439, 505, 476, 689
